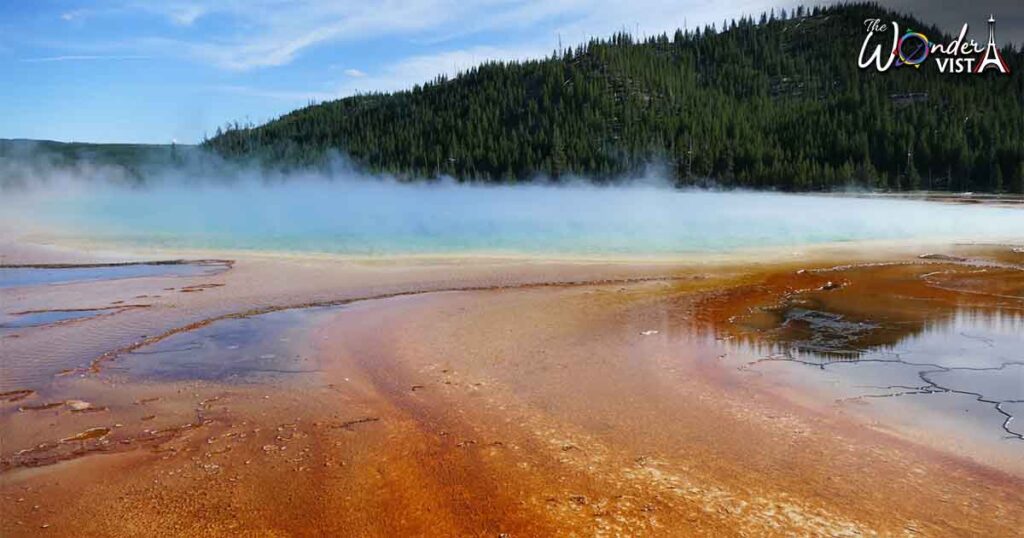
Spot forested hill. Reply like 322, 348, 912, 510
204, 3, 1024, 192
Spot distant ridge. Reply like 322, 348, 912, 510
0, 138, 186, 165
203, 2, 1024, 192
0, 138, 202, 188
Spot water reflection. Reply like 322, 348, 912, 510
0, 308, 112, 328
0, 260, 229, 289
724, 299, 1019, 442
688, 250, 1024, 450
118, 306, 337, 382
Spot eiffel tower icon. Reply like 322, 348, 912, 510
974, 15, 1010, 74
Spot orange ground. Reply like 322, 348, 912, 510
2, 243, 1022, 536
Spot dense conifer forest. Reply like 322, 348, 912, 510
5, 3, 1021, 193
203, 3, 1024, 192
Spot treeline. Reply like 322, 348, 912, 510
204, 3, 1024, 192
0, 139, 243, 190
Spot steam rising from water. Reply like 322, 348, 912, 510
2, 164, 1023, 256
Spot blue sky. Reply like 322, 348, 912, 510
1, 1, 1020, 144
0, 0, 795, 143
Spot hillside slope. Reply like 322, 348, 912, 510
208, 3, 1023, 191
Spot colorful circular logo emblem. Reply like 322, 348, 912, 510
896, 30, 930, 67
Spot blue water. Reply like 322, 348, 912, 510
123, 306, 331, 382
5, 179, 1024, 255
0, 263, 224, 289
0, 308, 109, 328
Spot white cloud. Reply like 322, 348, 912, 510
203, 44, 548, 108
172, 0, 781, 71
60, 9, 89, 22
169, 5, 207, 26
494, 0, 781, 48
334, 43, 551, 96
209, 84, 337, 103
133, 0, 463, 70
322, 0, 781, 96
40, 1, 786, 72
125, 1, 208, 26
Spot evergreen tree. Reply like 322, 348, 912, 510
202, 2, 1024, 193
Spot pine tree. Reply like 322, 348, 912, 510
202, 3, 1024, 194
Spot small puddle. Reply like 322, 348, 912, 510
1, 308, 112, 328
0, 260, 230, 289
120, 306, 337, 382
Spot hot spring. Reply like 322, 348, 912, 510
3, 176, 1022, 256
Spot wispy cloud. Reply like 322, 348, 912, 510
204, 42, 554, 114
20, 54, 151, 63
210, 84, 337, 103
138, 0, 461, 70
125, 1, 208, 26
168, 5, 206, 26
7, 0, 1020, 144
334, 44, 552, 96
321, 1, 780, 97
29, 0, 785, 72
